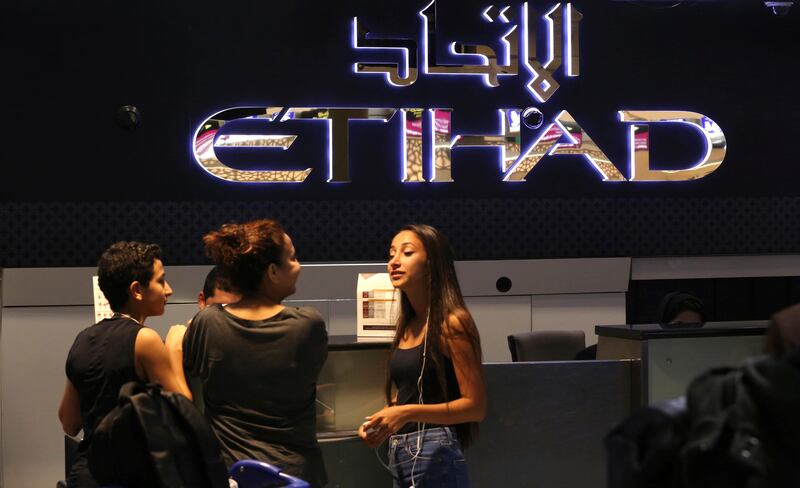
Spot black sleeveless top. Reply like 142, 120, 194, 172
65, 316, 143, 488
390, 342, 462, 434
66, 316, 142, 443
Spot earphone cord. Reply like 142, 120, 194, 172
375, 315, 429, 488
409, 317, 428, 488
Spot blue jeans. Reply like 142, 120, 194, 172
388, 427, 470, 488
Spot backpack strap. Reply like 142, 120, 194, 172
117, 381, 144, 403
727, 361, 767, 476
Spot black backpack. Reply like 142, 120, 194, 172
88, 382, 230, 488
604, 396, 689, 488
681, 354, 800, 488
606, 351, 800, 488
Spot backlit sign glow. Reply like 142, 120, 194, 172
192, 1, 727, 184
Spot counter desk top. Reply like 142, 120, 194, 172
327, 335, 392, 350
596, 320, 768, 341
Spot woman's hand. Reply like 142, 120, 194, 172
358, 405, 409, 448
358, 422, 383, 449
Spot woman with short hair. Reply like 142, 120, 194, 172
59, 241, 188, 488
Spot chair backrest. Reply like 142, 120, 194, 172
507, 330, 586, 361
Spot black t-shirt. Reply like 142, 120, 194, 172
183, 304, 328, 486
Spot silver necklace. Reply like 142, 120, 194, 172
113, 312, 142, 325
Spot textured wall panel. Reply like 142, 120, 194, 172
3, 197, 800, 267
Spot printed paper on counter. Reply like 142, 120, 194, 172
93, 276, 114, 323
357, 273, 400, 338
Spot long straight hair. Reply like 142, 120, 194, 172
384, 224, 483, 447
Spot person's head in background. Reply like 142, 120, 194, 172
655, 292, 706, 324
97, 241, 172, 323
765, 303, 800, 358
198, 266, 240, 309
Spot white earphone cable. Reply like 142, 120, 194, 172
375, 313, 430, 488
409, 314, 429, 488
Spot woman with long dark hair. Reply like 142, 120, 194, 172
167, 219, 328, 487
359, 224, 486, 487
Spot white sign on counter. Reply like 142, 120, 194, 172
357, 273, 400, 338
92, 276, 115, 323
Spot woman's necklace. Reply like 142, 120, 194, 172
113, 312, 142, 325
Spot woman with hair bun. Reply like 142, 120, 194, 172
167, 219, 328, 487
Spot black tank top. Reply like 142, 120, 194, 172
390, 342, 462, 434
66, 316, 143, 443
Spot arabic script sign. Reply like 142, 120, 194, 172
192, 1, 726, 184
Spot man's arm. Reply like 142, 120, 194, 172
165, 324, 192, 400
135, 327, 192, 399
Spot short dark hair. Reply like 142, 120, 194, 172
655, 291, 706, 324
202, 266, 234, 299
97, 241, 162, 312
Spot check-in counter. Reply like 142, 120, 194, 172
316, 335, 393, 486
316, 339, 636, 487
317, 335, 391, 435
469, 360, 634, 487
596, 321, 768, 405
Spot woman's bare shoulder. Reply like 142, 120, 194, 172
445, 308, 474, 335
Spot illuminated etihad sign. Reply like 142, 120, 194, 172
192, 1, 726, 184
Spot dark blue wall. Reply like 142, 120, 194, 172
2, 1, 799, 266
